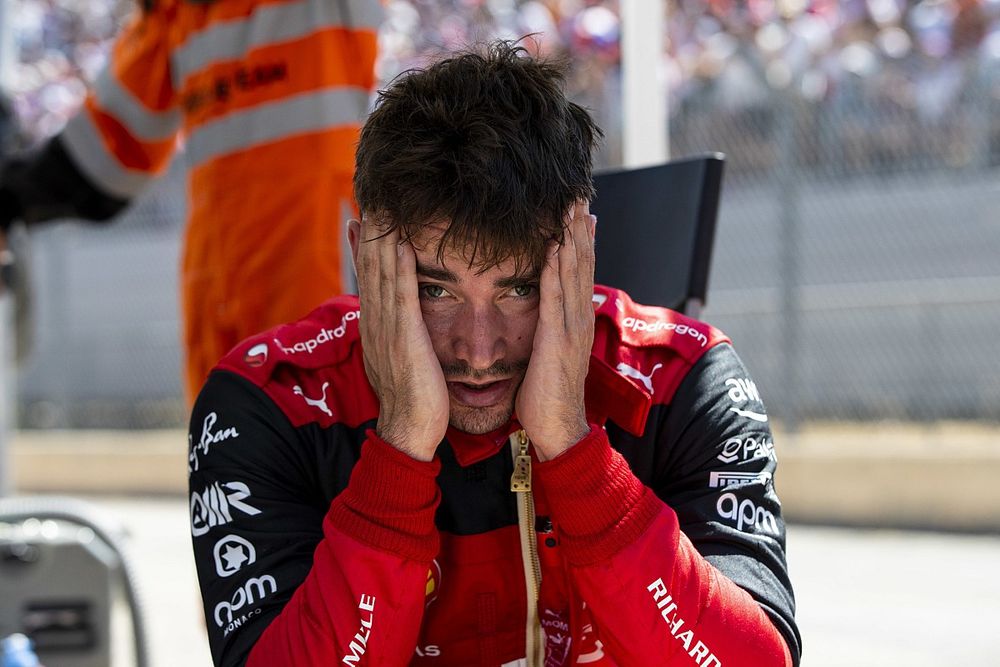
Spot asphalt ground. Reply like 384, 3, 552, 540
37, 495, 999, 667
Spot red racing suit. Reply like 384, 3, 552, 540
188, 285, 801, 666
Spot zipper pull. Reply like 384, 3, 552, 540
510, 429, 531, 492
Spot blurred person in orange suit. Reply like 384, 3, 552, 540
0, 0, 382, 400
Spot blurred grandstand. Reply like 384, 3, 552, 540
4, 0, 1000, 428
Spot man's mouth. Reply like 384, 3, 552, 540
446, 379, 513, 408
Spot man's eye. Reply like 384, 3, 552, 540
420, 284, 447, 299
511, 284, 535, 298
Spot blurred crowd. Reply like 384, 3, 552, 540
2, 0, 131, 149
4, 0, 1000, 168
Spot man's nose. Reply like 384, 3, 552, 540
452, 304, 507, 372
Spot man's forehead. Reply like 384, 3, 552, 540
391, 215, 546, 281
414, 249, 540, 282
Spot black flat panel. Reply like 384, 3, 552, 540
592, 154, 724, 312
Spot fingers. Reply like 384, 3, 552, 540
394, 234, 421, 320
357, 215, 394, 327
538, 238, 562, 332
555, 200, 596, 330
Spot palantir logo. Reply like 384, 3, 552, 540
716, 435, 776, 464
191, 481, 262, 537
213, 534, 257, 577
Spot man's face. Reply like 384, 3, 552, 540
411, 224, 540, 435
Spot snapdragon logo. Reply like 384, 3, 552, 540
274, 310, 359, 355
622, 317, 708, 347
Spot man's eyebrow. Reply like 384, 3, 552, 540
494, 271, 541, 289
416, 262, 459, 282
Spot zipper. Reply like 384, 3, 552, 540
510, 429, 545, 666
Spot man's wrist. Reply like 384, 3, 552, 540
532, 416, 591, 462
375, 419, 438, 462
328, 430, 442, 561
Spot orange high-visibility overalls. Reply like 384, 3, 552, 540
60, 0, 381, 399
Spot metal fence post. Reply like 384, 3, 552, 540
775, 88, 803, 439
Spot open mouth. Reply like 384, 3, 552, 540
447, 379, 512, 408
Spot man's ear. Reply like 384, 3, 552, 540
346, 217, 361, 271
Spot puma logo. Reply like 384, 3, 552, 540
616, 362, 663, 393
293, 382, 333, 418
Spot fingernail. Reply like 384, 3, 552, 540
397, 243, 404, 258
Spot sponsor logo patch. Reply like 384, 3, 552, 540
244, 343, 268, 367
717, 492, 779, 535
189, 412, 239, 473
342, 595, 376, 665
214, 574, 277, 632
622, 317, 708, 347
708, 470, 773, 489
191, 481, 262, 537
647, 578, 722, 666
274, 310, 359, 356
293, 382, 333, 418
214, 534, 257, 578
716, 436, 776, 464
425, 559, 442, 607
616, 361, 663, 393
725, 377, 768, 422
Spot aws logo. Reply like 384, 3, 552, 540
425, 559, 442, 607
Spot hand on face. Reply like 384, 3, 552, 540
355, 216, 449, 461
515, 201, 596, 461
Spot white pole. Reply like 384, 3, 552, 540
620, 0, 667, 167
0, 0, 14, 87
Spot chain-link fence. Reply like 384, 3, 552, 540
676, 48, 1000, 427
7, 1, 1000, 428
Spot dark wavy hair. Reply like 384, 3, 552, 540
354, 40, 602, 274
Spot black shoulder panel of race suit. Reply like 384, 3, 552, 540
0, 135, 128, 230
188, 369, 370, 667
653, 342, 802, 665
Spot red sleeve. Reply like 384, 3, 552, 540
246, 432, 440, 666
535, 427, 793, 666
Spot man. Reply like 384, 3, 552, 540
189, 41, 801, 666
0, 0, 381, 399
